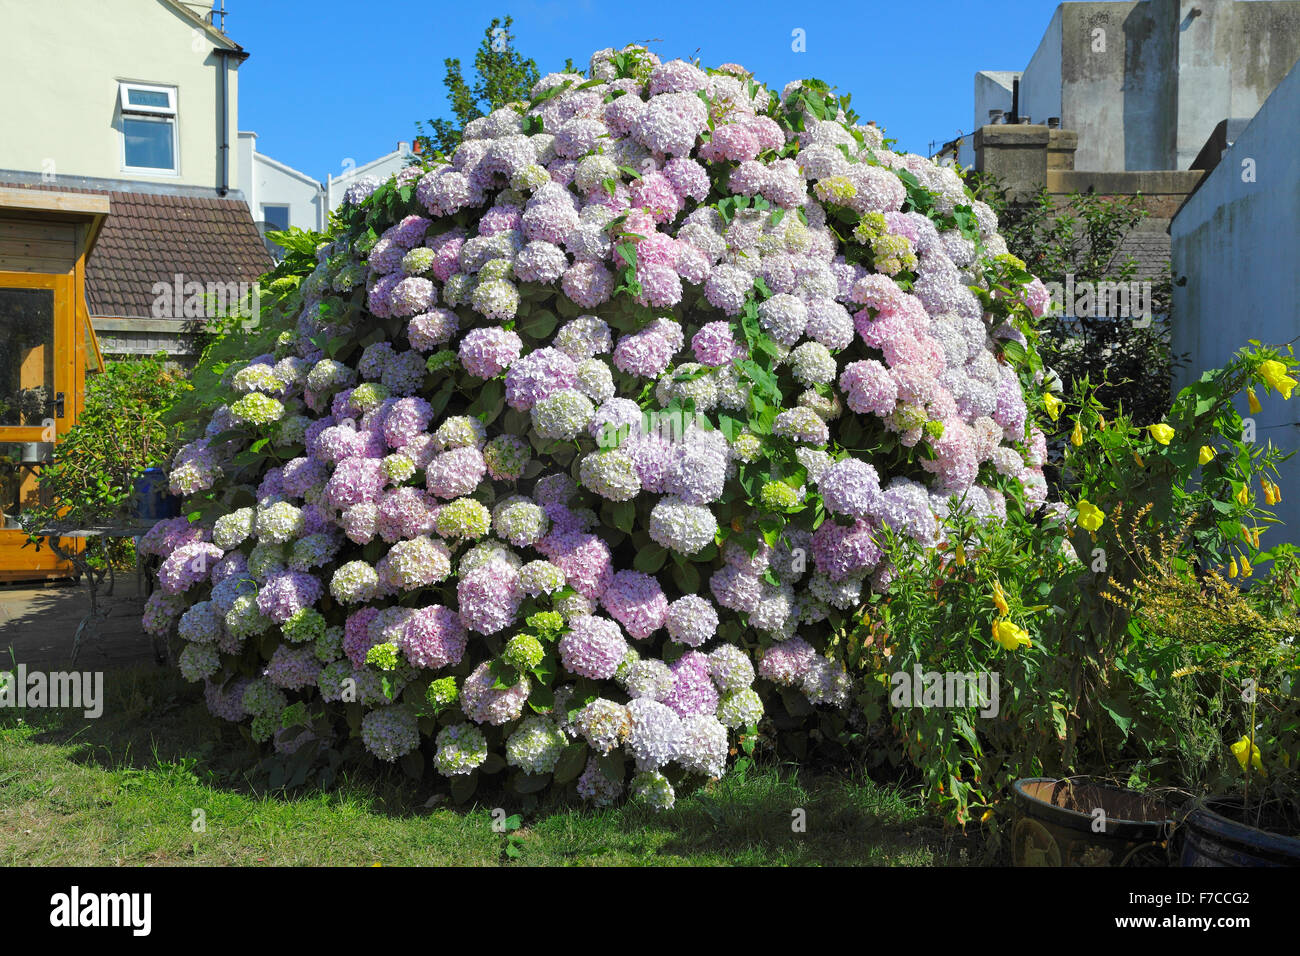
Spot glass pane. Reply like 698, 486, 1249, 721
124, 117, 175, 170
0, 442, 52, 527
127, 88, 171, 109
0, 288, 55, 428
262, 205, 291, 231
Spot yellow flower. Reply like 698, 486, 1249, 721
1236, 484, 1250, 507
1247, 388, 1262, 415
1097, 414, 1106, 430
1259, 359, 1298, 400
991, 619, 1032, 651
1230, 736, 1266, 775
1263, 479, 1281, 505
991, 580, 1009, 616
1076, 499, 1105, 532
1070, 421, 1083, 446
1148, 423, 1175, 445
1043, 392, 1063, 421
1240, 554, 1253, 578
1228, 556, 1239, 578
1198, 445, 1215, 465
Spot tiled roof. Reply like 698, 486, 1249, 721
0, 181, 272, 318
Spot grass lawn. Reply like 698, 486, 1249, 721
0, 665, 975, 866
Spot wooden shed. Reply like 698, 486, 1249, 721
0, 187, 108, 581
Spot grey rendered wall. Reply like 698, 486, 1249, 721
1171, 63, 1300, 542
1022, 6, 1065, 127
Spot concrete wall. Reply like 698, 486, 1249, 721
989, 0, 1300, 173
1171, 63, 1300, 542
1022, 6, 1065, 127
1055, 1, 1176, 172
1173, 0, 1300, 169
0, 0, 243, 193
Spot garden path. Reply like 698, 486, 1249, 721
0, 577, 157, 671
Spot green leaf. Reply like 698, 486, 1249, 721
633, 544, 668, 573
598, 751, 625, 785
671, 560, 700, 593
521, 309, 558, 339
612, 500, 636, 533
450, 771, 478, 803
467, 379, 505, 423
552, 742, 588, 784
512, 770, 552, 794
399, 749, 425, 780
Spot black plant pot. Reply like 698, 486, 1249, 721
1012, 778, 1174, 866
1175, 797, 1300, 867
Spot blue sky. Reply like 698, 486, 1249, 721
233, 0, 1064, 181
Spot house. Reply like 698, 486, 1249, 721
954, 0, 1300, 345
237, 134, 419, 246
0, 0, 272, 360
0, 0, 271, 576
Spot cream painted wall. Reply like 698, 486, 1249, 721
0, 0, 241, 191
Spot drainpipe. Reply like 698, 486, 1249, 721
213, 47, 251, 196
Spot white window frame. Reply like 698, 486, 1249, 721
119, 82, 178, 175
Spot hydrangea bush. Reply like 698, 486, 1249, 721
147, 46, 1053, 809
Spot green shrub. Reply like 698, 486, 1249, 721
24, 357, 190, 567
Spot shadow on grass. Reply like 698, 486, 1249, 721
1, 662, 981, 865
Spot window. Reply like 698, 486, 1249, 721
261, 205, 291, 232
119, 83, 177, 174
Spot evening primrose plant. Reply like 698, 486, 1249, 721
847, 506, 1074, 825
1047, 343, 1298, 771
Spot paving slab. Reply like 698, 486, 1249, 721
0, 576, 160, 672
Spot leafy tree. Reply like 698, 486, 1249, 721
969, 177, 1182, 432
415, 16, 541, 156
23, 358, 191, 567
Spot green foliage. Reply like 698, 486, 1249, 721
836, 345, 1300, 826
23, 358, 190, 566
847, 506, 1074, 825
1045, 344, 1299, 792
415, 16, 542, 157
970, 176, 1180, 432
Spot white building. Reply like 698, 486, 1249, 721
238, 131, 328, 237
958, 1, 1300, 171
325, 143, 417, 213
237, 134, 418, 247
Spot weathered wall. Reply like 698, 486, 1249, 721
1022, 6, 1065, 129
1172, 63, 1300, 542
1009, 0, 1300, 172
